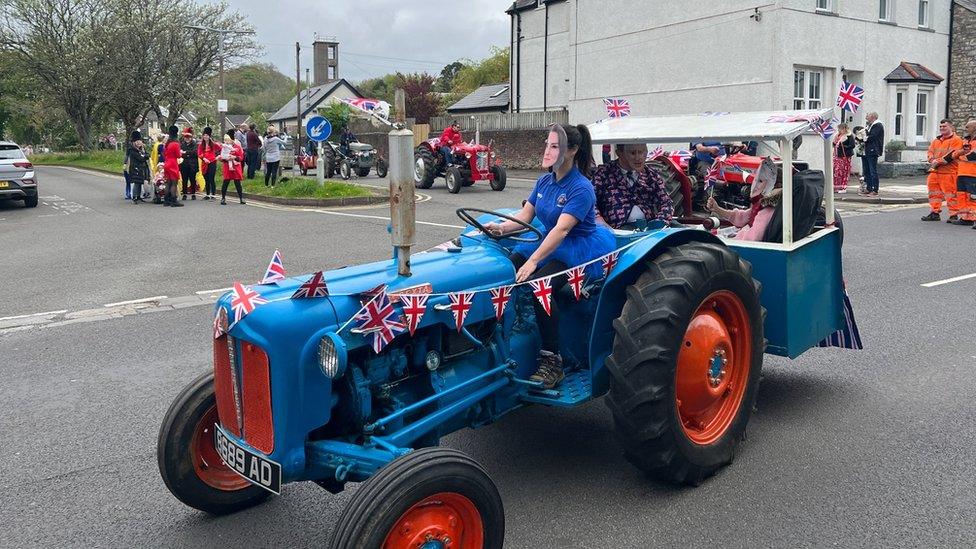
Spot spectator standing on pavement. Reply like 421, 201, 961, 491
591, 143, 674, 228
861, 112, 884, 196
235, 123, 248, 149
197, 127, 218, 200
832, 123, 855, 193
245, 124, 262, 179
163, 125, 184, 207
950, 119, 976, 228
921, 119, 964, 222
179, 127, 199, 200
125, 131, 151, 204
263, 127, 285, 187
220, 129, 246, 205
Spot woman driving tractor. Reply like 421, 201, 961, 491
485, 124, 615, 389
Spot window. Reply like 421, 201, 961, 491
894, 91, 904, 137
793, 68, 823, 109
915, 91, 929, 138
328, 46, 336, 60
918, 0, 929, 27
328, 66, 336, 80
816, 0, 831, 11
879, 0, 891, 21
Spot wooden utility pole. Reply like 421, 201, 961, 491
295, 41, 302, 157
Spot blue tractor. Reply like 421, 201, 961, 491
158, 109, 854, 548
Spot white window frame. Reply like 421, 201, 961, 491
915, 89, 930, 140
894, 89, 905, 138
815, 0, 832, 12
793, 68, 824, 110
918, 0, 930, 27
879, 0, 892, 21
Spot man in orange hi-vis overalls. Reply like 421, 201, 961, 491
921, 119, 964, 222
950, 119, 976, 228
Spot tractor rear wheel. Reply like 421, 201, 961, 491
649, 158, 687, 217
414, 147, 436, 189
489, 165, 507, 191
445, 166, 463, 194
605, 242, 764, 485
157, 371, 272, 515
329, 447, 504, 549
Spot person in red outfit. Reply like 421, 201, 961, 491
438, 120, 463, 167
197, 127, 218, 200
162, 125, 184, 207
220, 129, 246, 205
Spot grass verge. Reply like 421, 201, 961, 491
30, 150, 125, 173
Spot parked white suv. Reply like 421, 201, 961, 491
0, 141, 38, 208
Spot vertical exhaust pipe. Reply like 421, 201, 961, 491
389, 89, 415, 276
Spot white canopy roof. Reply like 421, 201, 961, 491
587, 108, 835, 145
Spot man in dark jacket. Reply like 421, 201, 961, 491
245, 123, 262, 179
179, 127, 199, 200
339, 127, 357, 157
125, 131, 151, 204
861, 111, 884, 196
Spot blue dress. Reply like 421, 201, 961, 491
513, 166, 616, 278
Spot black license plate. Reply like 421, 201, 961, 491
214, 424, 282, 494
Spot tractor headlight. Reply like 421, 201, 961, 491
318, 332, 347, 379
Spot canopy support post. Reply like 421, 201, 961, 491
823, 134, 835, 225
780, 137, 794, 245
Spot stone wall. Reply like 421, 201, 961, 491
949, 2, 976, 125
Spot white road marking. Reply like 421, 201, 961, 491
0, 310, 68, 322
102, 295, 168, 307
921, 272, 976, 288
195, 287, 233, 295
39, 165, 117, 179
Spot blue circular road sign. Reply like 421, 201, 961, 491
306, 116, 332, 142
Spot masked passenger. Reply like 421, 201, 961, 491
592, 143, 674, 228
706, 158, 778, 241
484, 124, 615, 389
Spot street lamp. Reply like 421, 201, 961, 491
183, 25, 254, 135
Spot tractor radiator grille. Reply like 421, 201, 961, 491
476, 152, 488, 172
212, 334, 241, 437
212, 336, 274, 454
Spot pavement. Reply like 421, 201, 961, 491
1, 166, 975, 547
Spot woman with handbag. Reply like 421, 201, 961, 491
833, 123, 856, 193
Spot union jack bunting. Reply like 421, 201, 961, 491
342, 97, 381, 112
529, 278, 554, 316
646, 145, 665, 161
449, 292, 475, 332
489, 286, 512, 321
765, 113, 818, 124
213, 307, 227, 339
230, 281, 268, 323
260, 249, 286, 284
566, 267, 586, 301
604, 97, 631, 118
602, 251, 619, 278
360, 283, 388, 301
354, 290, 406, 353
400, 294, 429, 336
836, 81, 864, 113
292, 271, 329, 299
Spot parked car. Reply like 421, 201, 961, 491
0, 141, 38, 208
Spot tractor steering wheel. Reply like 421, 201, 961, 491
456, 208, 543, 243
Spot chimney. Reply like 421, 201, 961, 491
312, 35, 339, 87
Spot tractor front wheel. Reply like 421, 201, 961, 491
605, 242, 764, 485
489, 165, 506, 191
375, 158, 388, 178
445, 166, 463, 194
329, 447, 504, 549
339, 159, 352, 180
157, 371, 272, 514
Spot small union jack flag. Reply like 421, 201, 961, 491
360, 283, 388, 301
669, 150, 692, 169
566, 267, 586, 301
836, 81, 864, 113
646, 145, 665, 161
400, 294, 428, 336
604, 97, 631, 118
260, 249, 286, 284
811, 117, 837, 139
602, 251, 620, 278
342, 97, 381, 112
230, 281, 267, 323
704, 157, 726, 191
489, 286, 512, 321
529, 278, 554, 316
213, 307, 227, 339
292, 271, 329, 299
354, 290, 406, 353
448, 292, 475, 332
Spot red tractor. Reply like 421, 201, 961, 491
414, 137, 506, 193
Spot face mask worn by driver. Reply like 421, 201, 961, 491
542, 124, 568, 171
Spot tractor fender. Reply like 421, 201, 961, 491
588, 227, 724, 397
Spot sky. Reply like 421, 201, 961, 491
227, 0, 511, 82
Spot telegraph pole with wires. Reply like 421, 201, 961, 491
295, 41, 302, 159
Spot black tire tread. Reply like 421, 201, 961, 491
414, 147, 436, 189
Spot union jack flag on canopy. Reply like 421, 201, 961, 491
354, 290, 406, 353
604, 98, 631, 118
836, 81, 864, 113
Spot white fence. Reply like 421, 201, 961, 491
431, 110, 568, 132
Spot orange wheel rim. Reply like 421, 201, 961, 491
190, 405, 252, 491
383, 492, 484, 549
675, 290, 752, 445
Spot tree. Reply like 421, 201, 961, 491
355, 74, 398, 104
319, 101, 351, 142
453, 47, 510, 94
221, 63, 296, 115
396, 73, 440, 124
0, 0, 117, 149
436, 61, 464, 93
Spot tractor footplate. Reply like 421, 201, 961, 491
519, 369, 592, 407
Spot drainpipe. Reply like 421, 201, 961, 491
516, 11, 522, 113
543, 1, 549, 112
946, 2, 955, 119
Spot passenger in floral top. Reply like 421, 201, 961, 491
592, 143, 674, 228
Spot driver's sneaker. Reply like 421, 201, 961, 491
529, 350, 564, 390
947, 215, 958, 223
921, 212, 941, 221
